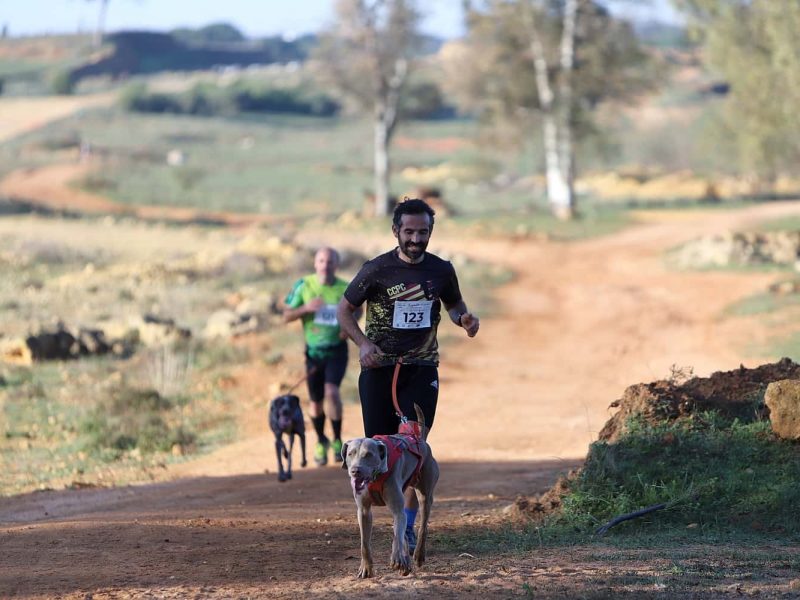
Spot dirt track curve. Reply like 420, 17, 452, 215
3, 140, 800, 596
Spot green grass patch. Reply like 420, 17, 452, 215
552, 414, 800, 537
438, 411, 800, 556
444, 203, 633, 241
725, 289, 800, 317
754, 331, 800, 363
0, 349, 237, 495
78, 387, 194, 458
755, 215, 800, 232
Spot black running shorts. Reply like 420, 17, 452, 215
305, 343, 348, 403
358, 364, 438, 437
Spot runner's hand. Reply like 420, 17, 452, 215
461, 313, 479, 338
305, 297, 324, 313
359, 340, 384, 368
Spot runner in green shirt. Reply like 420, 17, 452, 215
283, 247, 353, 466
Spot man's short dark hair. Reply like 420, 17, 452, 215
392, 198, 436, 228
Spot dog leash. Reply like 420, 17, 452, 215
286, 365, 318, 394
391, 357, 407, 423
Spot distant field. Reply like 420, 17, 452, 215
1, 107, 550, 216
0, 94, 115, 146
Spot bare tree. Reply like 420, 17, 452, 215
444, 0, 653, 219
522, 0, 580, 219
312, 0, 421, 217
86, 0, 111, 49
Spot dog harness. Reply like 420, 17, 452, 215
367, 421, 425, 507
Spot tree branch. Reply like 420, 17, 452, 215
594, 503, 667, 536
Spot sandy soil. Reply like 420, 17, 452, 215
0, 94, 116, 145
3, 150, 800, 596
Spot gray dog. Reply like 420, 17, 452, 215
341, 407, 439, 578
268, 394, 307, 482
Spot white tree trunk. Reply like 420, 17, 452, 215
554, 0, 578, 220
93, 0, 110, 49
542, 114, 572, 218
370, 56, 406, 218
373, 118, 391, 217
523, 0, 577, 220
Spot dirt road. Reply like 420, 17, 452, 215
3, 199, 800, 598
0, 94, 116, 145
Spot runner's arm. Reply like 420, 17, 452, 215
445, 300, 480, 338
337, 298, 383, 367
283, 297, 324, 323
338, 303, 362, 339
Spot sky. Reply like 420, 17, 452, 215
1, 0, 684, 40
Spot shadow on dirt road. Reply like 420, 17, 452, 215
0, 459, 580, 598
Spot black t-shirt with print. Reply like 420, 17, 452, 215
344, 249, 463, 366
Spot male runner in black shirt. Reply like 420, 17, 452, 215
337, 198, 479, 552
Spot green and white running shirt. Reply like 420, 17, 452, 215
284, 274, 348, 358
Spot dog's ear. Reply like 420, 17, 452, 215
375, 440, 388, 474
288, 395, 300, 410
340, 440, 351, 469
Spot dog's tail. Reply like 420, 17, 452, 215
398, 403, 426, 439
396, 403, 426, 440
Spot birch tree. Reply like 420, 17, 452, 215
85, 0, 111, 49
446, 0, 652, 219
312, 0, 421, 217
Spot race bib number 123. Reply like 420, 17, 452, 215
392, 300, 433, 329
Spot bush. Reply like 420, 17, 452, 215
118, 79, 339, 117
401, 80, 456, 120
80, 387, 196, 458
50, 69, 76, 95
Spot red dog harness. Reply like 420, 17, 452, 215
367, 421, 425, 506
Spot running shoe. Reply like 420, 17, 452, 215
331, 438, 344, 463
314, 440, 329, 466
405, 527, 417, 553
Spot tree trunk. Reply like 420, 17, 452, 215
93, 0, 110, 49
523, 0, 578, 220
542, 114, 573, 219
373, 117, 391, 217
552, 0, 579, 220
371, 56, 405, 218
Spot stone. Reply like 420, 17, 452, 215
764, 379, 800, 440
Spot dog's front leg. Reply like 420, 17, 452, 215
385, 488, 412, 575
299, 430, 307, 468
356, 502, 374, 578
275, 438, 288, 482
286, 433, 294, 480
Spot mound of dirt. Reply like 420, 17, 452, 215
513, 358, 800, 520
504, 473, 574, 520
598, 357, 800, 442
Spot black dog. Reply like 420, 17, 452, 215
268, 394, 307, 482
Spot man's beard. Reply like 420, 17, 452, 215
402, 240, 427, 260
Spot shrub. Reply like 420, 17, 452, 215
50, 69, 76, 95
80, 387, 196, 458
120, 81, 185, 113
118, 79, 339, 117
